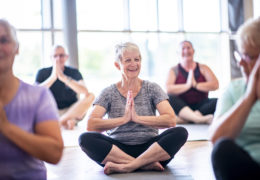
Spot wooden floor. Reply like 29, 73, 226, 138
45, 140, 216, 180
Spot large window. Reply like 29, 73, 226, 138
1, 0, 232, 97
76, 0, 230, 96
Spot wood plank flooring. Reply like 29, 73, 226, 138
45, 141, 216, 180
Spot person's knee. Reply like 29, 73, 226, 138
173, 126, 188, 142
78, 132, 101, 148
211, 138, 233, 164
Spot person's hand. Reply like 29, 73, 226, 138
55, 61, 66, 82
50, 60, 58, 80
245, 56, 260, 101
123, 90, 133, 123
131, 96, 138, 123
0, 102, 9, 133
255, 56, 260, 99
186, 70, 193, 88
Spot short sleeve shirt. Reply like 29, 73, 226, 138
214, 78, 260, 164
35, 66, 83, 109
0, 80, 59, 180
94, 80, 168, 145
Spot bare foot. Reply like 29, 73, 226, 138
104, 162, 129, 175
195, 114, 213, 124
142, 162, 164, 171
66, 119, 76, 130
176, 116, 189, 124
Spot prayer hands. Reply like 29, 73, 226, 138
245, 55, 260, 101
187, 70, 197, 88
124, 90, 138, 123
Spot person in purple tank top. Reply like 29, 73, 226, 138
0, 19, 63, 180
166, 40, 219, 124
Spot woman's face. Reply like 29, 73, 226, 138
238, 43, 260, 78
117, 48, 141, 79
0, 24, 18, 74
180, 41, 194, 62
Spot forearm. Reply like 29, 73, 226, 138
87, 117, 127, 132
210, 95, 255, 143
38, 76, 56, 88
134, 114, 176, 128
167, 84, 190, 95
63, 77, 89, 94
196, 81, 219, 92
2, 123, 63, 164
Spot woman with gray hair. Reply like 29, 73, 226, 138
79, 42, 188, 175
0, 19, 63, 179
210, 17, 260, 180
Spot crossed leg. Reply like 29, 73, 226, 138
103, 142, 169, 174
60, 93, 95, 129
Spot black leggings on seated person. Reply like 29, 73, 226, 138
211, 138, 260, 180
78, 127, 188, 167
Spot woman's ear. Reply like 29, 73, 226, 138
114, 61, 120, 70
14, 43, 19, 55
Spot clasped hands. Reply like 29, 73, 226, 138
187, 70, 197, 89
123, 90, 139, 123
245, 56, 260, 101
50, 60, 68, 83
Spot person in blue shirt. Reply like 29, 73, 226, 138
210, 17, 260, 180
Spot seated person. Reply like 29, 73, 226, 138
35, 45, 95, 130
78, 42, 188, 175
166, 40, 219, 124
210, 17, 260, 180
0, 19, 63, 179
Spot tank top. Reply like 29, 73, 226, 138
173, 63, 208, 104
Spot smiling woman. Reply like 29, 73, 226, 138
78, 41, 188, 175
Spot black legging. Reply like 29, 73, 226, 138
211, 138, 260, 180
79, 127, 188, 167
168, 95, 217, 115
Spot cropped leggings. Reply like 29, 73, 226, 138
211, 138, 260, 180
79, 127, 188, 167
168, 95, 217, 115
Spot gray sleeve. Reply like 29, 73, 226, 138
93, 86, 111, 111
147, 82, 168, 106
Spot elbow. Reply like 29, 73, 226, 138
86, 118, 98, 132
212, 81, 219, 90
168, 114, 177, 127
46, 142, 64, 164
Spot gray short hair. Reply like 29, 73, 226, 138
115, 42, 141, 62
237, 17, 260, 51
51, 44, 68, 55
0, 19, 18, 46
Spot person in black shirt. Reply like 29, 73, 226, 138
36, 45, 94, 130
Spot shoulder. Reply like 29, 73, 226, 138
37, 67, 52, 74
143, 80, 165, 94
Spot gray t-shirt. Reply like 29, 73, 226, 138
94, 80, 168, 145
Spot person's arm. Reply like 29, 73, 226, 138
0, 109, 63, 164
210, 59, 260, 144
131, 100, 176, 129
55, 65, 89, 95
87, 105, 130, 132
195, 64, 219, 92
166, 68, 191, 95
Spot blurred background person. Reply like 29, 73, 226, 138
36, 45, 94, 130
166, 40, 219, 124
210, 17, 260, 180
0, 19, 63, 180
